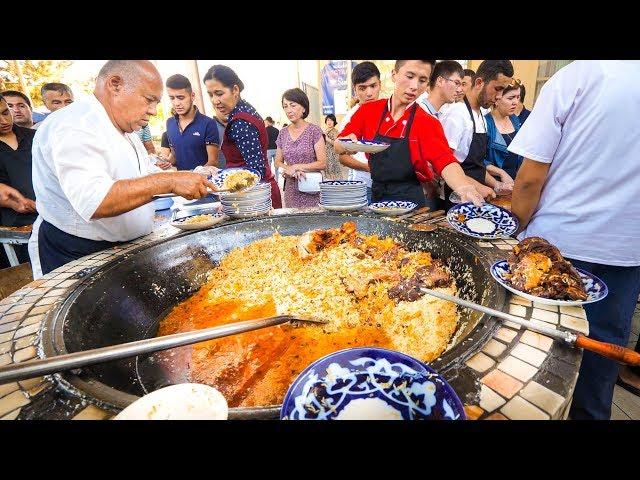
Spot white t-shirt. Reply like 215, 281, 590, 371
439, 101, 487, 162
337, 104, 372, 188
31, 95, 158, 244
508, 60, 640, 266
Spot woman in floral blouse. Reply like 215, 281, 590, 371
274, 88, 327, 208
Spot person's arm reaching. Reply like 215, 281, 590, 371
440, 163, 493, 205
417, 115, 492, 206
0, 183, 36, 214
92, 172, 216, 219
205, 144, 220, 168
204, 120, 220, 168
339, 152, 370, 171
511, 159, 550, 233
142, 140, 156, 154
335, 105, 365, 155
52, 126, 214, 221
486, 164, 514, 184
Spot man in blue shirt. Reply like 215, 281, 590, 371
165, 74, 219, 171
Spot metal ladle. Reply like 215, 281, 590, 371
0, 315, 326, 384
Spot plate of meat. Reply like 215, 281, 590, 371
490, 237, 608, 306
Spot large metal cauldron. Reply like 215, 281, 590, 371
41, 213, 505, 418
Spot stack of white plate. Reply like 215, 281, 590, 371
319, 180, 368, 211
220, 182, 272, 218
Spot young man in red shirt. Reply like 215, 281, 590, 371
336, 60, 493, 207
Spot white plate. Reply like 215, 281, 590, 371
171, 212, 227, 230
368, 201, 418, 216
227, 209, 272, 219
490, 260, 608, 306
297, 172, 323, 193
114, 383, 228, 420
338, 140, 391, 154
321, 202, 368, 212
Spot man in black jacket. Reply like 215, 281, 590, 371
264, 116, 279, 177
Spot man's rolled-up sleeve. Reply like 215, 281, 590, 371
50, 127, 116, 222
508, 63, 582, 163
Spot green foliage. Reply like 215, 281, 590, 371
0, 60, 73, 107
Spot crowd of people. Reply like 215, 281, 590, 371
0, 59, 639, 421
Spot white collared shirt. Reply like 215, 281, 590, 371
31, 95, 158, 243
418, 94, 440, 118
438, 100, 487, 162
508, 60, 640, 266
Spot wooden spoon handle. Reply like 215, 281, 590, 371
575, 335, 640, 366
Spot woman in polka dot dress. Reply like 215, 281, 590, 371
274, 88, 327, 208
203, 64, 282, 208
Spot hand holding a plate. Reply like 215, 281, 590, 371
282, 164, 306, 179
333, 133, 359, 155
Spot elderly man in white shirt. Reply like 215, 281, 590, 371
29, 60, 215, 278
508, 60, 640, 420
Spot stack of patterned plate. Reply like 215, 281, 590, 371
220, 182, 272, 219
319, 180, 368, 211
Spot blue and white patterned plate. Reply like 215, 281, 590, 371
338, 139, 391, 154
491, 260, 609, 306
369, 201, 418, 216
281, 347, 465, 420
447, 202, 518, 239
212, 168, 261, 194
320, 180, 366, 188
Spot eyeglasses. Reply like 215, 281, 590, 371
441, 76, 462, 88
508, 78, 522, 88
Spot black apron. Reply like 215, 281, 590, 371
368, 103, 426, 207
38, 220, 122, 275
444, 97, 488, 206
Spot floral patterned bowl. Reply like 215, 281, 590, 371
281, 347, 465, 420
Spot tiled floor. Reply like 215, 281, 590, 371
611, 300, 640, 420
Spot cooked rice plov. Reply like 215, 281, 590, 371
157, 222, 460, 407
182, 214, 213, 225
222, 170, 258, 192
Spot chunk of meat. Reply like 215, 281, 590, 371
388, 259, 453, 302
507, 237, 587, 300
342, 269, 401, 299
509, 253, 552, 291
298, 222, 357, 259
